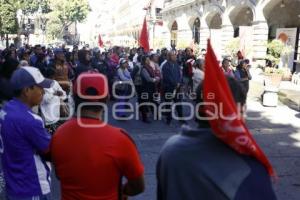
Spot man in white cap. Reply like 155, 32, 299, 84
0, 66, 53, 200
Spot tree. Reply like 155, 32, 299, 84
19, 0, 51, 16
0, 0, 19, 47
47, 0, 90, 40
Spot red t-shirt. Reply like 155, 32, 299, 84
50, 118, 144, 200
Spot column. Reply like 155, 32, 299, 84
199, 17, 210, 50
252, 5, 268, 65
221, 11, 234, 56
160, 22, 171, 48
176, 13, 193, 48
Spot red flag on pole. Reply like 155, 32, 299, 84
98, 34, 104, 48
203, 39, 275, 176
139, 17, 150, 52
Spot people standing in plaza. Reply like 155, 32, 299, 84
192, 59, 205, 94
105, 51, 119, 99
140, 55, 159, 123
159, 48, 168, 67
30, 45, 44, 67
131, 55, 143, 119
50, 72, 145, 200
234, 59, 252, 95
161, 51, 184, 125
48, 49, 71, 94
74, 49, 93, 79
0, 66, 53, 200
150, 53, 162, 103
115, 58, 133, 118
222, 58, 235, 77
92, 48, 108, 75
40, 67, 67, 135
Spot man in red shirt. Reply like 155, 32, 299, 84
50, 72, 145, 200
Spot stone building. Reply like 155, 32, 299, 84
95, 0, 164, 48
161, 0, 300, 70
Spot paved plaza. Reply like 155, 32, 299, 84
0, 81, 299, 200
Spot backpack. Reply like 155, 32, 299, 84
132, 63, 142, 86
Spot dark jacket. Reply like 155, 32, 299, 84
0, 76, 14, 103
157, 127, 277, 200
74, 63, 93, 80
91, 58, 108, 75
162, 61, 181, 91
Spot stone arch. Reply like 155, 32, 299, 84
205, 12, 222, 29
262, 0, 300, 27
203, 3, 224, 29
228, 5, 255, 27
188, 16, 200, 30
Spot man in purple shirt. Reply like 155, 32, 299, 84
0, 66, 53, 200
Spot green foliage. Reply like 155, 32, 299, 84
224, 37, 240, 58
0, 0, 19, 34
266, 39, 294, 67
266, 39, 284, 65
47, 0, 90, 39
20, 0, 51, 15
50, 0, 90, 27
264, 67, 285, 75
46, 14, 61, 40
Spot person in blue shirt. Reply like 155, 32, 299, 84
0, 66, 53, 200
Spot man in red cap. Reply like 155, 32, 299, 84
50, 72, 145, 200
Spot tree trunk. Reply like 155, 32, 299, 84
6, 34, 9, 48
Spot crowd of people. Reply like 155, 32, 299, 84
0, 44, 253, 124
0, 42, 275, 200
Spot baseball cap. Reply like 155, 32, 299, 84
54, 48, 64, 54
73, 72, 108, 101
119, 58, 128, 65
10, 66, 53, 90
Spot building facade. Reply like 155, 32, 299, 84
161, 0, 300, 69
90, 0, 164, 48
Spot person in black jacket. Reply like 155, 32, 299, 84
91, 50, 108, 75
74, 49, 93, 79
234, 59, 252, 95
161, 51, 184, 125
0, 58, 19, 105
140, 56, 159, 123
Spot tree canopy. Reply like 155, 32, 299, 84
0, 0, 90, 40
0, 0, 19, 35
47, 0, 90, 39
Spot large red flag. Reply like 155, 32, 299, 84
98, 34, 104, 48
139, 17, 150, 52
203, 39, 275, 176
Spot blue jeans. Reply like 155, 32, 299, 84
6, 194, 51, 200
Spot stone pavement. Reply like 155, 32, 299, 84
0, 80, 300, 200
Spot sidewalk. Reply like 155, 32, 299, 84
250, 70, 300, 111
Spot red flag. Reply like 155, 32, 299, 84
203, 39, 275, 176
139, 17, 150, 52
98, 34, 104, 48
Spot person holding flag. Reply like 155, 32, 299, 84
156, 40, 277, 200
